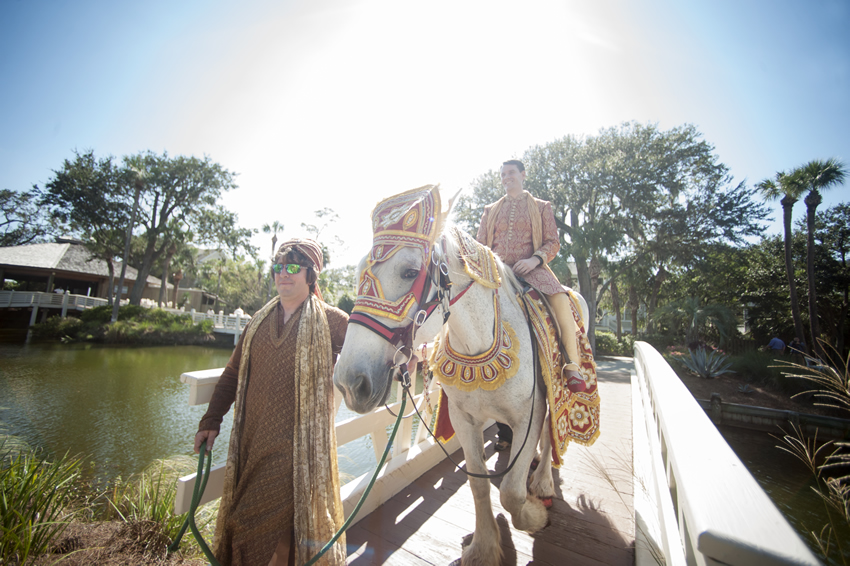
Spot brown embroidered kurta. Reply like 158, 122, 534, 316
198, 299, 348, 566
476, 190, 564, 295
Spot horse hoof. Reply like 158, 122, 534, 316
541, 497, 553, 509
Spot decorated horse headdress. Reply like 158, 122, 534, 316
352, 185, 444, 322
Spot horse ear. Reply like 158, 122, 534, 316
433, 185, 462, 234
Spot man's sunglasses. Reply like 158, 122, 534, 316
272, 263, 306, 275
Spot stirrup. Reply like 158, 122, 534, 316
561, 359, 586, 393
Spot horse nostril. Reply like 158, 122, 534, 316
351, 373, 371, 401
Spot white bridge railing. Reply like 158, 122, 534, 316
632, 341, 820, 566
175, 367, 463, 525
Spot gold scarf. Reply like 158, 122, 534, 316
292, 295, 345, 565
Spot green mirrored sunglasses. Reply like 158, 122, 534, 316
272, 263, 305, 275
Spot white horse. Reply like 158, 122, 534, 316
333, 188, 588, 565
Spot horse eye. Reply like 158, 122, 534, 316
401, 268, 420, 280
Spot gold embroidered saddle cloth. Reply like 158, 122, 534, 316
431, 286, 600, 468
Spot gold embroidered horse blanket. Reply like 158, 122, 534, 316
430, 242, 600, 467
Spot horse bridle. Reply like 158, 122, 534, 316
348, 237, 471, 392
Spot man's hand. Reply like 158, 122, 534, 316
513, 256, 542, 277
194, 430, 218, 453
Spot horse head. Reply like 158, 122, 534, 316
334, 185, 458, 413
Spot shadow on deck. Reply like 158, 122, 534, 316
345, 358, 636, 566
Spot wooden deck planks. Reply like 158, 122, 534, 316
345, 358, 636, 565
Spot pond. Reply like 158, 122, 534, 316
719, 424, 849, 564
0, 342, 377, 485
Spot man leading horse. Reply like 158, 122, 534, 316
477, 159, 591, 452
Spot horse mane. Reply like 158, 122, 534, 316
439, 221, 523, 295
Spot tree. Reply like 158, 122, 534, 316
1, 189, 50, 246
796, 158, 847, 359
195, 254, 267, 314
455, 122, 768, 350
261, 221, 284, 301
653, 296, 738, 346
814, 203, 850, 356
261, 220, 284, 258
112, 156, 146, 321
740, 235, 799, 343
301, 207, 344, 267
36, 150, 130, 310
756, 171, 808, 349
125, 152, 255, 306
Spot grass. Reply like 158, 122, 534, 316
0, 444, 82, 564
1, 442, 218, 564
104, 456, 217, 560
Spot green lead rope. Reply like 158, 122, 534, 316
169, 394, 407, 566
168, 439, 220, 565
304, 394, 405, 565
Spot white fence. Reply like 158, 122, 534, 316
632, 341, 820, 566
0, 289, 108, 311
175, 368, 463, 525
1, 290, 250, 343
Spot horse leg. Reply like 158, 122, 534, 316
452, 420, 502, 566
499, 407, 549, 533
529, 419, 555, 504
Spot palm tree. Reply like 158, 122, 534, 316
262, 221, 284, 258
756, 172, 807, 351
795, 158, 847, 359
261, 221, 283, 301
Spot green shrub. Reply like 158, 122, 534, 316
594, 331, 635, 356
30, 316, 84, 340
0, 446, 82, 564
117, 305, 147, 321
80, 305, 113, 325
595, 331, 619, 355
728, 350, 808, 394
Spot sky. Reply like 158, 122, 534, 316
1, 0, 849, 268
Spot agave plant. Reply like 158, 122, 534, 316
680, 347, 734, 379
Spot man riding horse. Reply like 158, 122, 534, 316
477, 159, 593, 451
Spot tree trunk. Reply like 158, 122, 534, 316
781, 196, 808, 353
646, 267, 668, 334
629, 284, 639, 337
105, 257, 115, 307
575, 255, 595, 353
158, 244, 176, 307
611, 279, 622, 340
112, 185, 141, 322
173, 271, 183, 308
805, 190, 823, 358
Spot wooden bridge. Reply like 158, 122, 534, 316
177, 342, 821, 565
